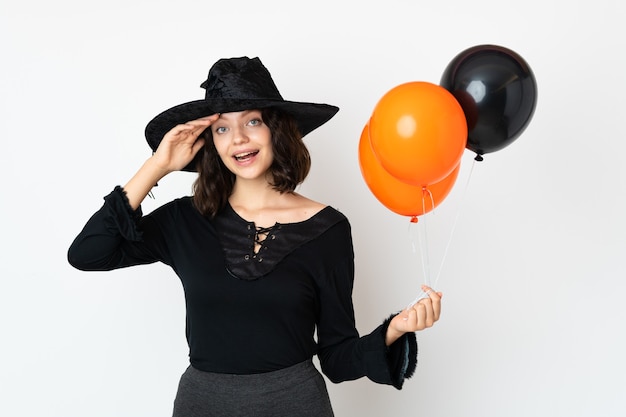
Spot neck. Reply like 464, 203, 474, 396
229, 178, 286, 211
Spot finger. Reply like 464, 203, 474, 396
186, 114, 220, 126
409, 302, 427, 331
431, 292, 442, 322
188, 124, 209, 138
165, 123, 197, 139
422, 286, 442, 322
166, 114, 217, 139
417, 296, 434, 327
406, 303, 424, 332
421, 285, 442, 324
188, 116, 220, 137
421, 285, 442, 303
196, 113, 220, 121
171, 124, 208, 141
191, 136, 206, 154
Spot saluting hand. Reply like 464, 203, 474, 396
152, 114, 219, 173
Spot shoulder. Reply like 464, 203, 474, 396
149, 195, 194, 211
288, 193, 350, 231
305, 206, 352, 249
297, 207, 354, 277
285, 193, 333, 223
145, 196, 200, 222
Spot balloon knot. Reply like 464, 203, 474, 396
474, 154, 484, 162
410, 216, 418, 223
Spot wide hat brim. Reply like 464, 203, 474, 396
145, 98, 339, 172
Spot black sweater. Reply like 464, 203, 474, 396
68, 187, 417, 389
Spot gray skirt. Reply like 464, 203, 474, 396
172, 359, 335, 417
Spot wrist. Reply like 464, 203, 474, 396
145, 155, 172, 178
385, 317, 405, 346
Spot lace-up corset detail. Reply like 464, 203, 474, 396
253, 224, 276, 254
212, 203, 345, 280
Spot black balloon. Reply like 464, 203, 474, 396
440, 44, 538, 159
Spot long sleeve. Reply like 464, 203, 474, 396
67, 186, 170, 271
314, 222, 418, 390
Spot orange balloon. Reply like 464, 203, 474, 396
359, 123, 460, 220
369, 81, 467, 186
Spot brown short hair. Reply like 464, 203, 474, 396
192, 108, 311, 218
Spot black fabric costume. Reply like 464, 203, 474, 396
68, 187, 417, 389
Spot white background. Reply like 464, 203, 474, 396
1, 0, 625, 416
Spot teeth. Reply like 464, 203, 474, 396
234, 151, 258, 160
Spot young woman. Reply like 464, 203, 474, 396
68, 56, 442, 417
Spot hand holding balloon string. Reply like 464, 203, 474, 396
386, 284, 442, 345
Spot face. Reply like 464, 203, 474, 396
211, 110, 273, 182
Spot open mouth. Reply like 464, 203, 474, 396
234, 151, 259, 162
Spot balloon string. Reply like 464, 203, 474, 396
406, 187, 433, 309
421, 187, 435, 288
431, 158, 476, 289
406, 159, 477, 309
407, 199, 429, 298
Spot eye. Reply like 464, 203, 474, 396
248, 118, 262, 127
214, 126, 228, 134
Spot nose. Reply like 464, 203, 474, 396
231, 126, 249, 145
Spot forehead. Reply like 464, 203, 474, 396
217, 109, 262, 121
